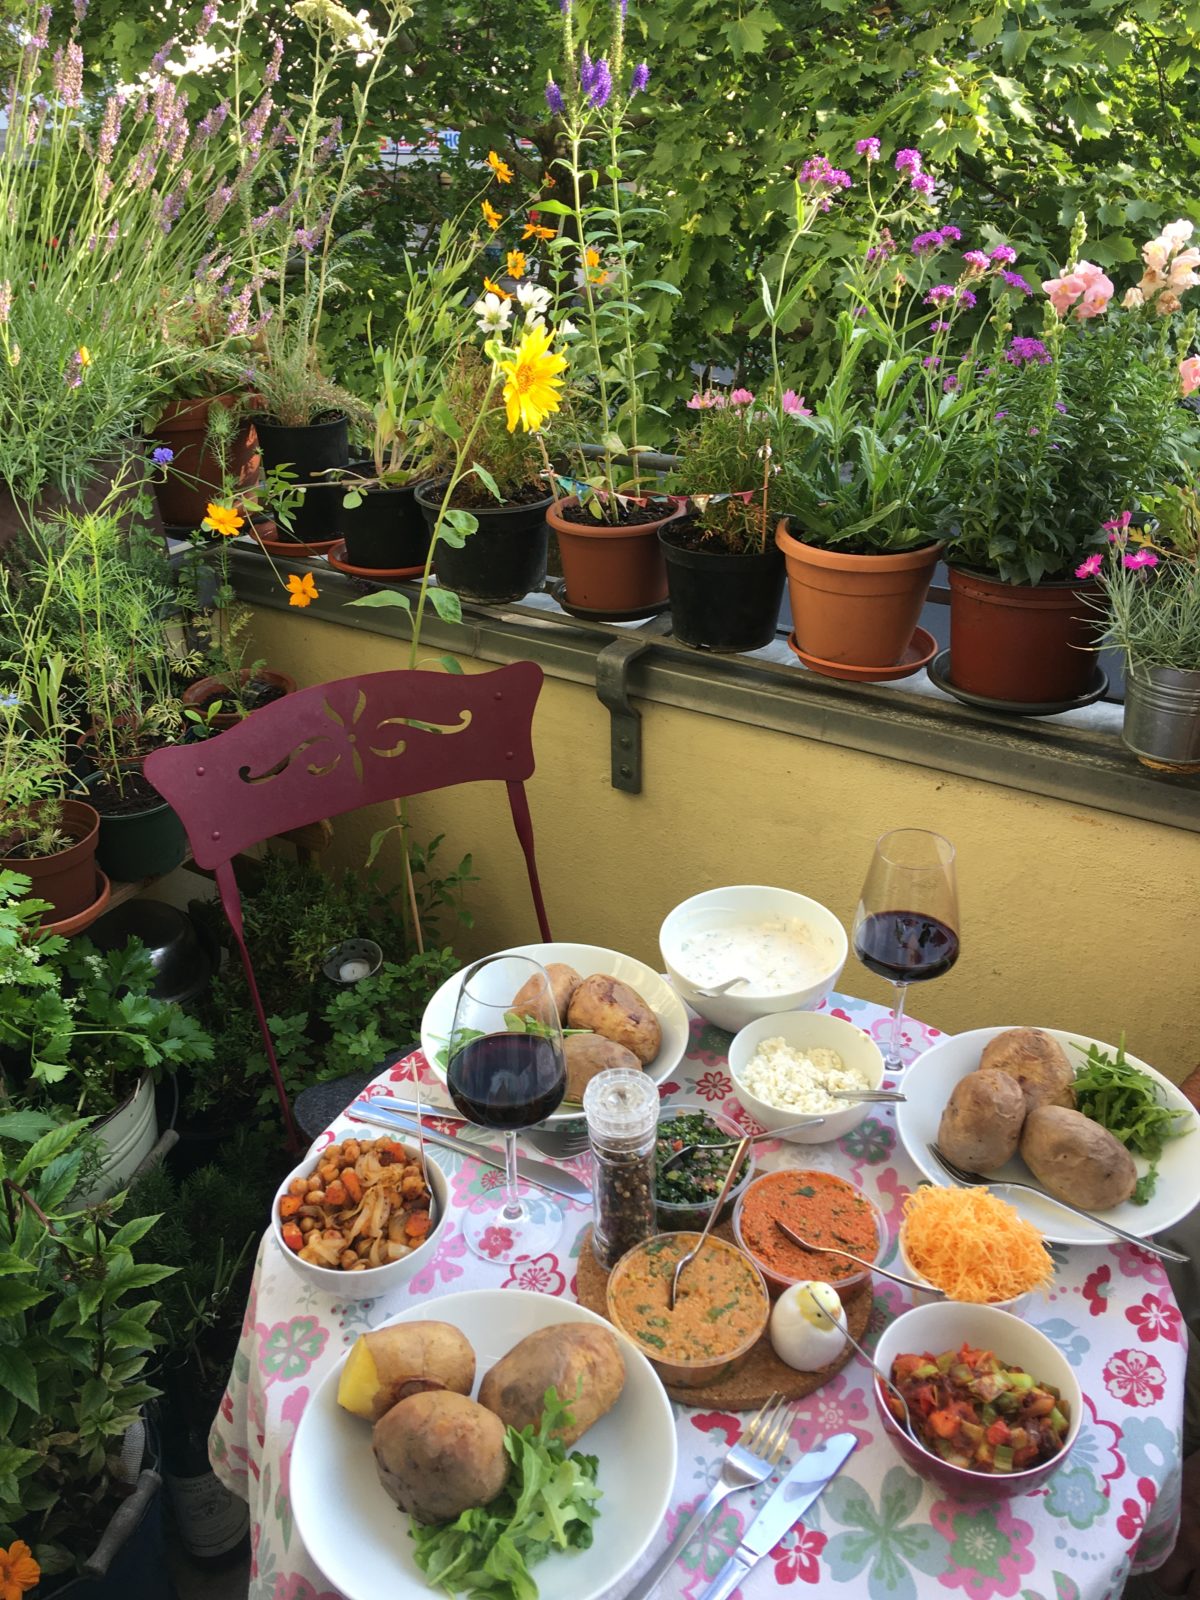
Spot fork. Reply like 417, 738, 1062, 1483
623, 1394, 797, 1600
927, 1142, 1189, 1265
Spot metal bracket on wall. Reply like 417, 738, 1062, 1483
595, 623, 668, 792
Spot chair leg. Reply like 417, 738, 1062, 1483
215, 861, 302, 1151
506, 780, 552, 942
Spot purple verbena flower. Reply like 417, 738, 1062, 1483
866, 229, 895, 266
911, 229, 943, 256
1028, 426, 1039, 436
798, 154, 852, 190
630, 61, 649, 95
910, 171, 936, 198
855, 136, 881, 160
991, 244, 1017, 264
1005, 335, 1051, 366
1054, 400, 1068, 414
852, 305, 868, 318
929, 319, 950, 332
894, 147, 922, 174
925, 284, 955, 304
994, 409, 1008, 419
922, 354, 941, 368
957, 287, 977, 309
152, 445, 174, 466
1001, 270, 1032, 296
962, 249, 989, 271
943, 375, 958, 391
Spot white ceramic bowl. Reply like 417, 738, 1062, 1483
872, 1301, 1082, 1499
896, 1228, 1035, 1317
727, 1010, 885, 1143
659, 885, 847, 1031
271, 1143, 449, 1300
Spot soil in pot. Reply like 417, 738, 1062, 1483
550, 495, 683, 613
182, 669, 297, 731
947, 567, 1101, 703
660, 520, 785, 653
416, 478, 551, 602
88, 770, 187, 882
340, 462, 432, 570
0, 797, 101, 921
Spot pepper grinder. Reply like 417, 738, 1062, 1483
583, 1068, 660, 1270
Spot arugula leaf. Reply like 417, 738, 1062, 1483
411, 1385, 602, 1600
1072, 1039, 1191, 1200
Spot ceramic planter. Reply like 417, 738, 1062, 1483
1122, 663, 1200, 772
776, 519, 941, 673
182, 667, 298, 732
80, 1073, 159, 1201
150, 395, 259, 529
0, 797, 100, 921
660, 526, 785, 652
341, 463, 431, 571
253, 413, 349, 543
549, 495, 683, 613
947, 567, 1101, 703
417, 478, 551, 602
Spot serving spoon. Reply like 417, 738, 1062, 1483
774, 1219, 945, 1297
660, 1120, 825, 1174
668, 1135, 753, 1310
811, 1302, 924, 1448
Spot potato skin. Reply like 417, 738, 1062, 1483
567, 976, 662, 1066
980, 1028, 1075, 1113
373, 1390, 510, 1523
1019, 1104, 1137, 1211
513, 963, 582, 1026
564, 1034, 642, 1101
478, 1324, 625, 1447
937, 1069, 1027, 1172
338, 1321, 476, 1423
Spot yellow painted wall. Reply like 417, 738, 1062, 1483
250, 609, 1200, 1082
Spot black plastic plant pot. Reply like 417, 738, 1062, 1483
93, 795, 187, 882
254, 413, 349, 544
340, 464, 432, 570
416, 478, 552, 603
660, 528, 786, 652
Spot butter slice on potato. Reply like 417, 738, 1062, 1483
337, 1321, 475, 1422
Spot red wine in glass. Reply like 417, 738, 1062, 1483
447, 1033, 566, 1130
852, 830, 960, 1072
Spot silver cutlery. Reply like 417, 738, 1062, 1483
367, 1096, 592, 1159
346, 1101, 592, 1203
810, 1306, 923, 1450
669, 1137, 753, 1309
623, 1395, 796, 1600
774, 1219, 945, 1297
927, 1142, 1189, 1265
694, 1433, 858, 1600
830, 1089, 907, 1103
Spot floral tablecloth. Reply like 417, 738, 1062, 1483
211, 993, 1188, 1600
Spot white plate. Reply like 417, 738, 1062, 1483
421, 943, 689, 1123
290, 1290, 678, 1600
897, 1025, 1200, 1245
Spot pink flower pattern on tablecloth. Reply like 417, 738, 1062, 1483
1104, 1348, 1167, 1407
210, 1000, 1189, 1600
477, 1224, 515, 1259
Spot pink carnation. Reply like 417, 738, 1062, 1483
1180, 355, 1200, 397
1075, 553, 1104, 579
1123, 549, 1159, 570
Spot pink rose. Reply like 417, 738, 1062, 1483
1180, 354, 1200, 396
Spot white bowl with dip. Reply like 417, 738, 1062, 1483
727, 1010, 884, 1143
659, 885, 847, 1031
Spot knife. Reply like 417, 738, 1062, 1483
695, 1433, 857, 1600
346, 1101, 592, 1203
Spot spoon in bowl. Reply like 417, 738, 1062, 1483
812, 1303, 924, 1448
773, 1219, 944, 1297
668, 1135, 753, 1310
690, 975, 751, 997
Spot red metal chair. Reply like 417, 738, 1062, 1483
145, 662, 552, 1146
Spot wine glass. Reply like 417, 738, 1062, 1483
852, 829, 960, 1074
447, 954, 567, 1263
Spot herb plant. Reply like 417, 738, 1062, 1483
671, 397, 787, 555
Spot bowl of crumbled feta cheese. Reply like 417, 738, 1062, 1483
726, 1011, 885, 1142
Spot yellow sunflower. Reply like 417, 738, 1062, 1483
506, 249, 527, 280
487, 149, 514, 184
287, 572, 319, 608
499, 321, 567, 433
481, 199, 502, 230
204, 501, 244, 538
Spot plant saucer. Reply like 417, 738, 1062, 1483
927, 650, 1109, 716
550, 578, 669, 623
251, 525, 341, 557
324, 542, 426, 580
787, 625, 938, 682
41, 869, 111, 936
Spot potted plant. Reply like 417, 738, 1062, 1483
662, 392, 789, 652
0, 1110, 174, 1597
1086, 478, 1200, 771
941, 215, 1199, 705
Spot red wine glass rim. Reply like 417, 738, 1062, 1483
872, 827, 956, 869
459, 951, 553, 1005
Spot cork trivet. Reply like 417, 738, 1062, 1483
576, 1224, 871, 1409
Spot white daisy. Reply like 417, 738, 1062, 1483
472, 292, 512, 334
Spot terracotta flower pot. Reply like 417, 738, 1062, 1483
0, 797, 101, 921
549, 496, 684, 613
181, 668, 298, 732
775, 519, 941, 672
150, 395, 260, 530
947, 567, 1101, 704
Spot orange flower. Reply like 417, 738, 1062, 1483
541, 171, 556, 188
287, 572, 319, 608
522, 221, 556, 242
585, 247, 601, 270
0, 1540, 40, 1599
487, 150, 514, 184
483, 274, 511, 300
506, 249, 527, 280
589, 270, 610, 286
481, 199, 502, 230
203, 501, 243, 538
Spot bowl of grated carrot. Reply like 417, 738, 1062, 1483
897, 1185, 1055, 1315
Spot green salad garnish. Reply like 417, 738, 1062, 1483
1073, 1039, 1191, 1204
411, 1386, 601, 1600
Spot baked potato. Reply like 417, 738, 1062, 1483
512, 963, 582, 1026
337, 1321, 476, 1423
564, 1034, 642, 1101
478, 1323, 625, 1447
1019, 1104, 1137, 1211
567, 976, 661, 1066
373, 1389, 510, 1523
980, 1028, 1075, 1113
937, 1068, 1027, 1172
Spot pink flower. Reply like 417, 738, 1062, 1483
1043, 260, 1114, 320
910, 171, 936, 198
894, 147, 922, 174
476, 1224, 514, 1259
1103, 1347, 1167, 1407
962, 249, 990, 272
781, 389, 811, 416
990, 244, 1017, 264
1082, 1262, 1113, 1315
1123, 549, 1159, 570
1103, 510, 1133, 538
1180, 354, 1200, 395
686, 390, 722, 410
1075, 552, 1103, 579
771, 1525, 827, 1585
855, 136, 881, 160
1126, 1292, 1182, 1343
501, 1251, 566, 1295
729, 387, 755, 405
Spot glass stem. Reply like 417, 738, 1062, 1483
888, 982, 910, 1069
501, 1130, 523, 1220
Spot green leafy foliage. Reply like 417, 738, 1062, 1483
1073, 1039, 1192, 1201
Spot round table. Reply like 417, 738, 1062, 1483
211, 994, 1187, 1600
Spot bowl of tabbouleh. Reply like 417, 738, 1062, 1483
654, 1104, 757, 1233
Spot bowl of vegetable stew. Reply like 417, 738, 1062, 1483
872, 1302, 1082, 1498
654, 1103, 757, 1233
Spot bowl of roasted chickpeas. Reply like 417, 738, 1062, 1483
271, 1133, 449, 1298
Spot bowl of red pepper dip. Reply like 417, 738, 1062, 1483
732, 1168, 885, 1298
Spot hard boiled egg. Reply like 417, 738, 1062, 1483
769, 1281, 847, 1372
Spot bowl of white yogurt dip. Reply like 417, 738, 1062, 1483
659, 885, 847, 1031
726, 1010, 885, 1143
